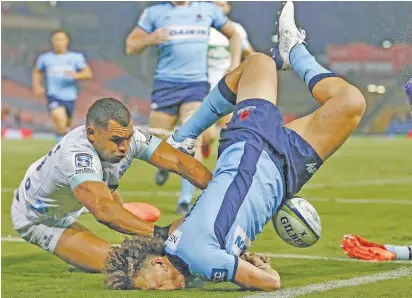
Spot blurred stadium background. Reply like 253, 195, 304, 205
1, 1, 411, 137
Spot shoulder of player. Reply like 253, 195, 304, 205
144, 2, 172, 14
66, 51, 85, 58
60, 127, 99, 158
38, 51, 53, 59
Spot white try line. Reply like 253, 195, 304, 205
246, 267, 412, 298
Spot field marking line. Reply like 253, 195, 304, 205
245, 266, 412, 298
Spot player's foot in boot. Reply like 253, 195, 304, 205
271, 0, 306, 70
341, 234, 396, 261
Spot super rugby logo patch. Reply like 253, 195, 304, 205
75, 153, 93, 168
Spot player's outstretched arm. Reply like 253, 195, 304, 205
234, 255, 281, 291
148, 141, 212, 190
74, 181, 155, 236
219, 20, 242, 71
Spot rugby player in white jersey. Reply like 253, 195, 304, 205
203, 1, 256, 158
11, 97, 211, 273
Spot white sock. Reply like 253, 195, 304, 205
384, 244, 412, 260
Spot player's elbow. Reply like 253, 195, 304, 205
93, 204, 113, 225
264, 274, 281, 291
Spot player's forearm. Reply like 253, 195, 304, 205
175, 155, 212, 190
74, 67, 92, 80
228, 32, 242, 68
94, 202, 154, 236
126, 35, 154, 55
32, 70, 43, 90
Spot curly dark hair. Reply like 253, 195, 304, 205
103, 236, 164, 290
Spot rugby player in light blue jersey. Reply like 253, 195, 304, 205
125, 1, 241, 215
105, 1, 366, 291
33, 30, 93, 142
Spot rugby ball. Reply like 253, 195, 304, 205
272, 197, 321, 248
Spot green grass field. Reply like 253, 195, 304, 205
2, 137, 412, 297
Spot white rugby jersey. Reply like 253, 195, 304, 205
208, 22, 251, 88
16, 126, 161, 222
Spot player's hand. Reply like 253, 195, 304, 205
241, 252, 271, 269
149, 28, 169, 45
33, 85, 45, 97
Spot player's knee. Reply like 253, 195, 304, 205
245, 52, 276, 71
341, 86, 366, 118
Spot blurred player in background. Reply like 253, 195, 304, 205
203, 0, 256, 158
125, 1, 241, 215
11, 97, 211, 273
32, 30, 93, 142
104, 1, 367, 290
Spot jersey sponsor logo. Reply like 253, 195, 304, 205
237, 105, 256, 121
211, 268, 228, 282
165, 229, 182, 251
75, 167, 95, 175
232, 226, 251, 255
75, 153, 93, 168
166, 26, 209, 41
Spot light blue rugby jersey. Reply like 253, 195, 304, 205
164, 141, 284, 282
36, 51, 87, 101
137, 2, 228, 82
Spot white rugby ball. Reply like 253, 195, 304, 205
272, 197, 321, 248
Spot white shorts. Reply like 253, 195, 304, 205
11, 190, 80, 253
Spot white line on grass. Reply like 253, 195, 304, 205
245, 267, 412, 298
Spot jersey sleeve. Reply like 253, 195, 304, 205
35, 54, 46, 71
209, 4, 229, 30
130, 126, 162, 161
234, 23, 252, 50
137, 7, 155, 33
191, 249, 239, 283
59, 149, 103, 191
74, 53, 88, 71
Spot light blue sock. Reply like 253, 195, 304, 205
174, 78, 236, 142
384, 245, 412, 260
289, 44, 337, 93
178, 178, 196, 204
55, 133, 64, 143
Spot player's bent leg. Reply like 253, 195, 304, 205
50, 106, 69, 135
231, 53, 278, 106
177, 101, 204, 213
54, 222, 112, 273
285, 77, 366, 160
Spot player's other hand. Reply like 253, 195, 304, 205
33, 85, 45, 97
150, 28, 169, 45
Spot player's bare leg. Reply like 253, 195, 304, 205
272, 1, 366, 160
50, 106, 69, 135
148, 110, 177, 186
177, 101, 205, 214
54, 222, 112, 273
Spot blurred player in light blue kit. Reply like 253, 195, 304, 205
105, 1, 367, 291
32, 30, 93, 142
125, 1, 241, 215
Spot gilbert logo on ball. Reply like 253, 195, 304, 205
272, 196, 321, 248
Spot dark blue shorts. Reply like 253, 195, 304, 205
150, 80, 210, 116
47, 97, 76, 119
218, 98, 323, 200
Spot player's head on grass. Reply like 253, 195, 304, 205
104, 236, 185, 290
86, 97, 134, 164
51, 30, 70, 54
